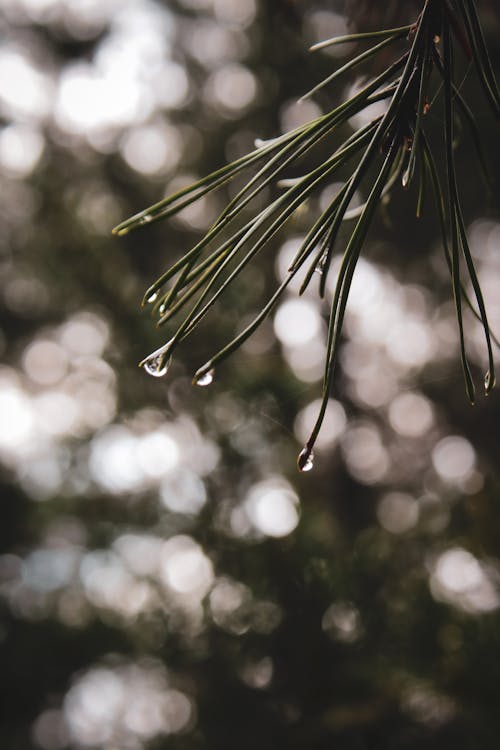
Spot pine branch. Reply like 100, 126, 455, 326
113, 0, 499, 471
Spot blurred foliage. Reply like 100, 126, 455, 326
1, 2, 500, 750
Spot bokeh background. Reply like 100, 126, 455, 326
1, 1, 500, 748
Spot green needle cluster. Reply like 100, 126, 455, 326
113, 0, 499, 472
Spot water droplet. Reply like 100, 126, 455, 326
142, 355, 170, 377
139, 340, 174, 378
484, 370, 496, 394
159, 302, 167, 315
146, 291, 158, 303
313, 253, 327, 276
297, 447, 314, 472
254, 136, 279, 149
194, 368, 214, 387
139, 214, 153, 225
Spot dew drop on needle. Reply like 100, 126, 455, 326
195, 369, 215, 387
140, 339, 174, 378
297, 447, 314, 472
142, 354, 170, 378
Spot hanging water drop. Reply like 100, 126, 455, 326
254, 135, 279, 149
142, 354, 170, 377
146, 291, 158, 304
314, 259, 325, 276
139, 339, 174, 378
484, 370, 496, 395
297, 447, 314, 473
194, 368, 214, 387
139, 214, 153, 226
